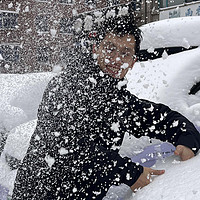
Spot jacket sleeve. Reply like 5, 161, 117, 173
44, 142, 143, 200
12, 74, 143, 200
130, 96, 200, 154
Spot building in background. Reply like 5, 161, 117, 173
137, 0, 159, 25
0, 0, 106, 73
159, 0, 200, 20
0, 0, 160, 73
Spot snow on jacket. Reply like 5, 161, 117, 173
12, 53, 200, 200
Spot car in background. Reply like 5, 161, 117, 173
138, 16, 200, 61
127, 16, 200, 129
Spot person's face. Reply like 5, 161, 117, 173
94, 33, 137, 79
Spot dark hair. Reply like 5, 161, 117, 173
74, 4, 142, 56
96, 7, 142, 56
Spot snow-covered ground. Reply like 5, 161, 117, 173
0, 16, 200, 199
0, 73, 54, 131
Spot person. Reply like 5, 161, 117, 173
12, 6, 200, 200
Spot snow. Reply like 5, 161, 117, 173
118, 7, 129, 17
0, 10, 18, 14
1, 56, 200, 199
88, 77, 97, 85
121, 63, 129, 69
140, 17, 200, 50
45, 154, 55, 168
84, 15, 93, 31
94, 11, 105, 25
106, 9, 116, 18
50, 28, 57, 37
0, 17, 200, 199
74, 18, 83, 33
127, 47, 200, 127
8, 3, 13, 9
52, 64, 63, 73
3, 120, 37, 161
24, 6, 29, 12
0, 73, 54, 131
111, 122, 120, 132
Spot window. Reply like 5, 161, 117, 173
59, 0, 73, 4
168, 0, 184, 7
0, 12, 18, 30
0, 45, 20, 62
36, 46, 50, 63
160, 0, 186, 8
59, 18, 73, 34
35, 15, 49, 32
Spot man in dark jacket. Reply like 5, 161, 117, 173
12, 6, 200, 200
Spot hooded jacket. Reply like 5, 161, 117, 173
12, 53, 200, 200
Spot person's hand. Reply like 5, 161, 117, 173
130, 167, 165, 192
174, 145, 194, 161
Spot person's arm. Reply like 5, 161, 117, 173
174, 145, 195, 161
130, 96, 200, 158
44, 143, 145, 199
126, 95, 200, 192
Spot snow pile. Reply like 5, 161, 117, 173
131, 154, 200, 200
127, 47, 200, 127
0, 73, 54, 131
0, 120, 36, 193
106, 135, 200, 200
0, 73, 55, 196
140, 17, 200, 50
103, 133, 200, 200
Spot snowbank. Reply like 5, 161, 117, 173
0, 56, 200, 199
127, 47, 200, 127
0, 73, 54, 131
0, 120, 36, 193
140, 16, 200, 50
131, 154, 200, 200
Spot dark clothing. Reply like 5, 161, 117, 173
12, 55, 200, 200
